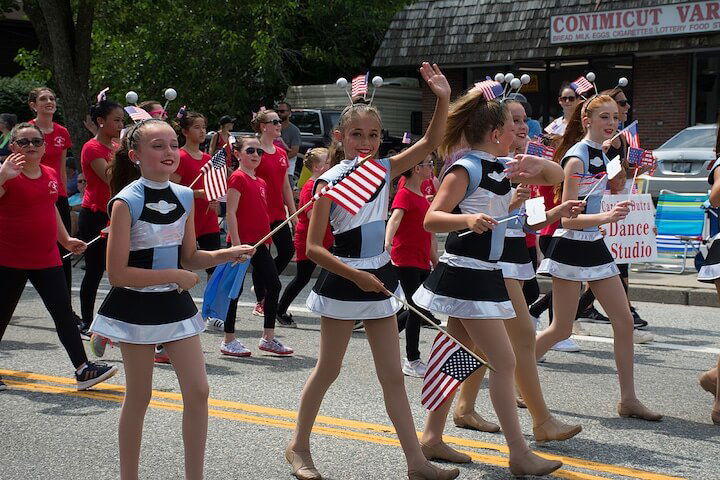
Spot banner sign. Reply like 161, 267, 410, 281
601, 194, 657, 264
550, 1, 720, 44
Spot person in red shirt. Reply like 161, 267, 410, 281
384, 153, 439, 378
251, 108, 297, 316
276, 148, 333, 328
28, 87, 76, 305
0, 123, 117, 391
78, 99, 124, 337
397, 170, 439, 202
224, 136, 293, 357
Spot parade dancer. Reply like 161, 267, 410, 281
411, 86, 565, 477
90, 119, 254, 480
535, 95, 662, 421
447, 100, 583, 445
286, 63, 459, 480
0, 123, 117, 391
224, 136, 293, 356
80, 99, 123, 345
251, 108, 297, 317
697, 118, 720, 426
276, 148, 334, 328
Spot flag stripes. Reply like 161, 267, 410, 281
571, 76, 594, 95
351, 73, 369, 97
201, 150, 228, 201
314, 157, 387, 215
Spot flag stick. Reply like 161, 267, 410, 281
458, 214, 522, 237
386, 291, 494, 372
581, 173, 607, 202
63, 234, 103, 259
631, 167, 639, 190
609, 120, 637, 143
188, 171, 205, 189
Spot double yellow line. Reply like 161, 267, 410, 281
1, 369, 684, 480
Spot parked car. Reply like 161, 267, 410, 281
640, 124, 718, 197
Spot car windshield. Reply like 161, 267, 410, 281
291, 111, 321, 135
659, 127, 716, 149
325, 112, 341, 131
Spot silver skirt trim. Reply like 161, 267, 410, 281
337, 250, 391, 269
89, 313, 205, 344
306, 284, 404, 320
537, 258, 619, 282
498, 261, 535, 281
438, 252, 499, 271
698, 264, 720, 283
552, 228, 603, 241
412, 285, 515, 320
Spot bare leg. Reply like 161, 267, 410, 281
164, 336, 209, 480
118, 343, 155, 480
454, 348, 487, 416
535, 278, 582, 359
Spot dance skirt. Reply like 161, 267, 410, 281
537, 229, 619, 282
306, 250, 403, 320
498, 235, 535, 281
90, 287, 204, 344
698, 235, 720, 283
413, 252, 515, 319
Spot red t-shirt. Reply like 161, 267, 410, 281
227, 170, 271, 245
80, 138, 113, 213
397, 175, 437, 198
538, 184, 560, 237
390, 187, 432, 270
294, 180, 333, 261
255, 146, 289, 222
0, 165, 61, 269
175, 149, 220, 237
29, 120, 72, 197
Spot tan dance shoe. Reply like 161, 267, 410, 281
285, 446, 322, 480
533, 416, 582, 443
408, 461, 460, 480
617, 399, 662, 422
509, 450, 562, 477
420, 441, 472, 464
453, 411, 501, 433
700, 371, 717, 395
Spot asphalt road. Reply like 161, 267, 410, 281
1, 266, 719, 480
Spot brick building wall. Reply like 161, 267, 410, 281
632, 55, 691, 149
421, 68, 466, 132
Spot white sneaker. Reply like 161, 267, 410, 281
572, 321, 589, 336
220, 339, 252, 357
402, 358, 428, 377
550, 338, 581, 352
205, 317, 225, 331
633, 331, 654, 344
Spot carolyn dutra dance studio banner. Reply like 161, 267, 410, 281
601, 194, 658, 265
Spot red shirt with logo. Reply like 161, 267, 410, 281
175, 149, 220, 237
397, 175, 437, 198
294, 179, 333, 261
0, 165, 61, 268
255, 146, 289, 222
227, 169, 271, 245
29, 120, 72, 197
80, 138, 114, 213
390, 186, 432, 270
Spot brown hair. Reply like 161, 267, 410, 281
138, 100, 162, 113
303, 147, 329, 170
327, 101, 383, 166
440, 87, 508, 158
107, 119, 168, 195
250, 109, 277, 134
231, 135, 258, 153
401, 151, 439, 178
174, 111, 206, 147
28, 87, 55, 105
10, 122, 43, 142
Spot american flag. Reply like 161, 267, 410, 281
314, 156, 387, 215
124, 106, 152, 122
351, 72, 369, 97
402, 132, 412, 144
627, 146, 654, 167
620, 121, 640, 148
201, 150, 228, 201
570, 76, 594, 95
421, 333, 484, 411
176, 105, 187, 119
473, 79, 504, 100
525, 141, 556, 160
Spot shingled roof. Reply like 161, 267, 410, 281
373, 0, 720, 67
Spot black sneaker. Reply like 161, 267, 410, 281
277, 312, 297, 328
578, 306, 610, 324
75, 362, 118, 390
0, 376, 6, 391
353, 320, 365, 331
72, 312, 83, 327
78, 323, 91, 341
630, 307, 648, 329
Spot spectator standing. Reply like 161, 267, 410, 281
0, 113, 18, 162
208, 115, 235, 158
277, 101, 301, 184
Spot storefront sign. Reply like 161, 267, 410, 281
601, 194, 657, 264
551, 1, 720, 44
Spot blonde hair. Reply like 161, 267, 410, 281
303, 147, 329, 170
327, 102, 383, 166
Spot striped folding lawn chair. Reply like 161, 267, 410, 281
637, 190, 708, 274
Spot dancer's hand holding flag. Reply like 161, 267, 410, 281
466, 213, 498, 234
227, 244, 256, 263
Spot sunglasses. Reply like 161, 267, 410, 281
617, 100, 630, 107
420, 161, 434, 167
14, 137, 45, 147
263, 119, 281, 125
559, 96, 577, 102
244, 147, 265, 155
78, 179, 87, 184
149, 109, 169, 119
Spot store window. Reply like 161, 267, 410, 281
694, 52, 719, 125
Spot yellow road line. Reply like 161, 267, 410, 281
1, 369, 685, 480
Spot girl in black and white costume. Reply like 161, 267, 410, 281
413, 87, 568, 477
91, 119, 255, 480
535, 95, 661, 421
287, 63, 459, 480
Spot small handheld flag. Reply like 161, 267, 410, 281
402, 132, 412, 144
96, 87, 109, 103
201, 150, 228, 201
472, 79, 504, 100
351, 72, 369, 98
315, 157, 387, 215
525, 141, 556, 160
176, 105, 187, 120
570, 76, 594, 95
621, 120, 640, 148
124, 106, 152, 123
